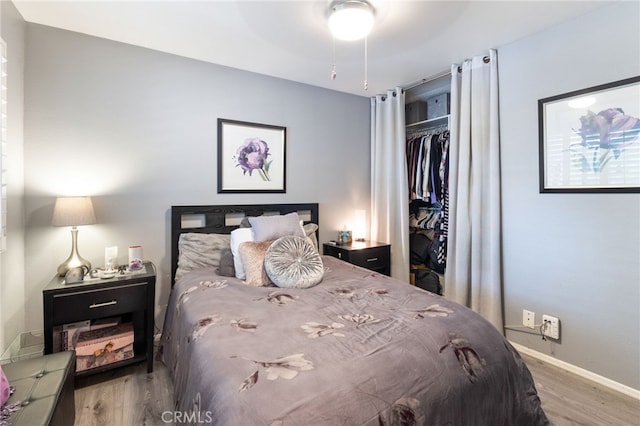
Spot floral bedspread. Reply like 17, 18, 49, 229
160, 256, 548, 425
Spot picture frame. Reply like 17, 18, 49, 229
538, 76, 640, 193
217, 119, 286, 193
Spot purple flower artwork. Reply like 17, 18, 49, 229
571, 108, 640, 173
234, 138, 272, 181
218, 119, 286, 193
539, 76, 640, 193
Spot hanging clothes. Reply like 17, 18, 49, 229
407, 129, 450, 272
437, 132, 450, 269
407, 130, 449, 204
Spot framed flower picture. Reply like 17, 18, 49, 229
538, 76, 640, 193
217, 119, 286, 193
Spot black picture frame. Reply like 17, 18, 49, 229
538, 76, 640, 193
217, 119, 286, 193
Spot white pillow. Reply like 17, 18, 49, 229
230, 227, 254, 280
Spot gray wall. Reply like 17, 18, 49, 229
0, 0, 26, 355
23, 24, 370, 334
11, 1, 640, 392
500, 1, 639, 390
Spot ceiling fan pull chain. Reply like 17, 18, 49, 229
331, 37, 337, 80
364, 36, 368, 90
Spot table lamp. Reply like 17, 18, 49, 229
52, 196, 96, 276
353, 209, 366, 242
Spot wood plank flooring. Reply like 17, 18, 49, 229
74, 356, 174, 426
73, 352, 639, 425
523, 354, 640, 426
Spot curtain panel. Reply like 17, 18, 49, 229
445, 49, 504, 330
370, 89, 410, 282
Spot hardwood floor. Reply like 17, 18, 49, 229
522, 354, 640, 426
73, 352, 639, 425
74, 356, 174, 426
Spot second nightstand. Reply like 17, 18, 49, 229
323, 240, 391, 276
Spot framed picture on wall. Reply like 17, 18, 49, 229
538, 76, 640, 193
217, 119, 286, 193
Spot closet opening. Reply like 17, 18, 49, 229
405, 73, 450, 295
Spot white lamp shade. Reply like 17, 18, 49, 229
52, 197, 97, 227
353, 209, 366, 241
329, 1, 374, 41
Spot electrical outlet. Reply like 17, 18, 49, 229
523, 309, 535, 329
542, 314, 560, 340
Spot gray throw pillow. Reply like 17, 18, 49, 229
217, 247, 235, 277
264, 236, 323, 289
248, 212, 305, 241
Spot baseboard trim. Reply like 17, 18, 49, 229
510, 341, 640, 401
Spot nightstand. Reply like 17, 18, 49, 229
323, 240, 391, 276
43, 262, 156, 377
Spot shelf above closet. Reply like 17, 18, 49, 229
405, 75, 450, 104
406, 115, 449, 129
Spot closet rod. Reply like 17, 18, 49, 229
403, 55, 491, 92
402, 70, 451, 92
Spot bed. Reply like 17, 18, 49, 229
160, 203, 548, 425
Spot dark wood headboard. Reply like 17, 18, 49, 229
171, 203, 319, 286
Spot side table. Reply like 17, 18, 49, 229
42, 262, 156, 377
323, 240, 391, 276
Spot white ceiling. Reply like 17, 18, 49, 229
13, 0, 615, 97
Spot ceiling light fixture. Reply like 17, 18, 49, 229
328, 0, 375, 41
328, 0, 375, 90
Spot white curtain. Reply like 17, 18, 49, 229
445, 49, 503, 330
370, 88, 410, 282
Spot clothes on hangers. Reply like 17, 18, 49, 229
436, 133, 450, 269
407, 130, 449, 203
407, 129, 450, 271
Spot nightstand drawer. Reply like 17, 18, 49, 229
51, 282, 148, 324
350, 246, 389, 270
323, 244, 342, 259
323, 241, 391, 276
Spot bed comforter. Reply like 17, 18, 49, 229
160, 256, 548, 425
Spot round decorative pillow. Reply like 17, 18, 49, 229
264, 236, 324, 289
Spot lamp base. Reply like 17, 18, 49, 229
57, 255, 92, 277
57, 227, 92, 276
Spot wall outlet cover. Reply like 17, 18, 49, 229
523, 309, 535, 329
542, 314, 560, 340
